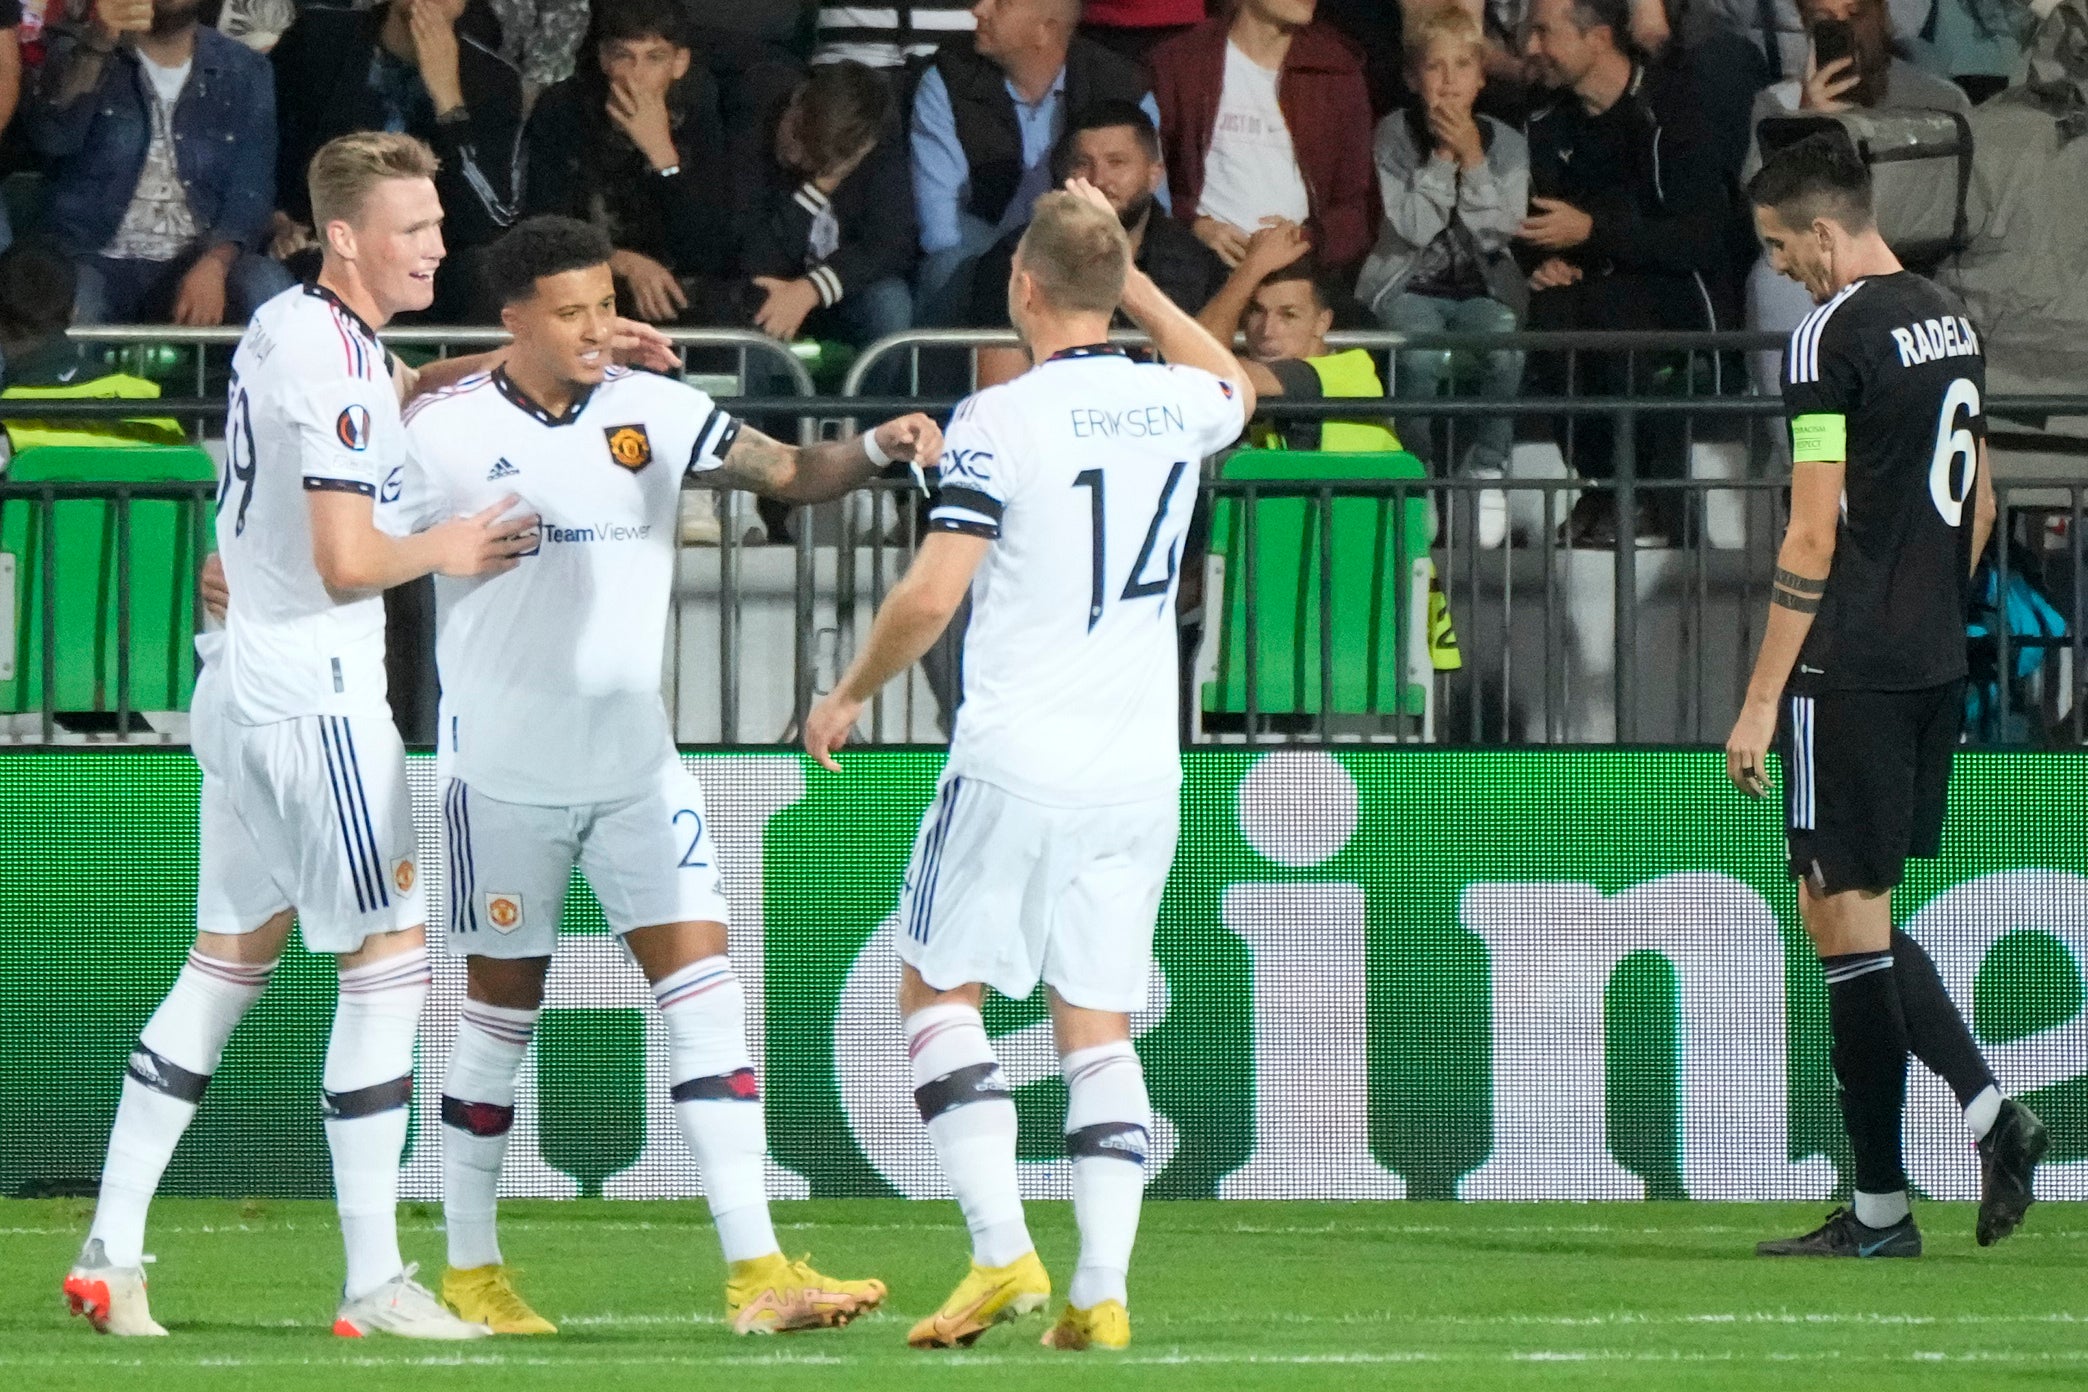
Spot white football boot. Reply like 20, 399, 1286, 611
333, 1264, 491, 1339
64, 1239, 169, 1336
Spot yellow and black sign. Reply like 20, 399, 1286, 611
604, 424, 653, 471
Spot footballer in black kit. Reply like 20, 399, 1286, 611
1726, 135, 2047, 1262
1778, 265, 1982, 895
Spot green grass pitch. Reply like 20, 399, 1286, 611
3, 1199, 2083, 1391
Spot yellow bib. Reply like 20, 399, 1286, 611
3, 373, 187, 455
1252, 349, 1403, 454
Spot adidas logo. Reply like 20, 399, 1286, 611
127, 1048, 162, 1088
488, 457, 520, 480
1094, 1131, 1146, 1159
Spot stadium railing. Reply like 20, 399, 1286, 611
2, 329, 2081, 747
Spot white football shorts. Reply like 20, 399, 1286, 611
442, 758, 730, 958
192, 675, 425, 954
894, 775, 1179, 1013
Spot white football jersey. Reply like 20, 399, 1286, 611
930, 345, 1245, 806
390, 366, 739, 807
209, 284, 404, 724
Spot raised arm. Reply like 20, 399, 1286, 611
706, 413, 943, 505
1191, 218, 1310, 403
1123, 260, 1255, 421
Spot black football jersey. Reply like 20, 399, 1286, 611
1781, 271, 1985, 691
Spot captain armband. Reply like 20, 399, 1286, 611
1790, 413, 1846, 464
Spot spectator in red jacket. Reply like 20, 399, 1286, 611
1149, 0, 1375, 276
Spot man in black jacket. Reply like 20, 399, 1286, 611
270, 0, 524, 321
909, 0, 1155, 322
523, 0, 734, 324
967, 100, 1223, 386
1518, 0, 1739, 546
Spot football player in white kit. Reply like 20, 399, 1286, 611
390, 216, 942, 1336
62, 134, 612, 1341
803, 184, 1253, 1352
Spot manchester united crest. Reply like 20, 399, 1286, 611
604, 424, 653, 471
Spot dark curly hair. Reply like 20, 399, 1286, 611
482, 215, 617, 306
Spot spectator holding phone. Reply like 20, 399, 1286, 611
1700, 0, 1930, 81
1740, 0, 1971, 400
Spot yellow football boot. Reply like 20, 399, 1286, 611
441, 1264, 556, 1335
906, 1251, 1051, 1349
727, 1253, 886, 1334
1041, 1299, 1130, 1351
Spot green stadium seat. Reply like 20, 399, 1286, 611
1201, 448, 1434, 736
1, 446, 218, 718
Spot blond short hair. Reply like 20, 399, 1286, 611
308, 132, 441, 232
1405, 5, 1487, 66
1013, 191, 1128, 316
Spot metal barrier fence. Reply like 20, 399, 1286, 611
67, 325, 819, 419
4, 330, 2083, 747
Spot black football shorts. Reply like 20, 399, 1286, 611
1778, 680, 1965, 896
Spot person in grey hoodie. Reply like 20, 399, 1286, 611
1355, 7, 1528, 481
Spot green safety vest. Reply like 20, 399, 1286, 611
1251, 348, 1403, 454
2, 373, 187, 455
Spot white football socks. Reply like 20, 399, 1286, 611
89, 949, 275, 1268
440, 1000, 539, 1271
1854, 1187, 1913, 1228
907, 1003, 1031, 1268
1966, 1084, 2003, 1141
654, 957, 778, 1264
324, 948, 428, 1300
1062, 1041, 1151, 1309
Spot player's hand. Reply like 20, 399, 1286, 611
172, 256, 229, 327
872, 413, 942, 470
610, 249, 687, 324
1518, 197, 1594, 251
1063, 175, 1115, 219
1724, 698, 1777, 798
1801, 52, 1861, 113
199, 551, 229, 622
408, 0, 465, 115
803, 690, 863, 773
1192, 215, 1252, 268
92, 0, 153, 41
1528, 255, 1583, 291
609, 316, 679, 372
430, 495, 540, 578
752, 275, 820, 343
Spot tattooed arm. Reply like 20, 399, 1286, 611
1725, 458, 1842, 796
707, 413, 943, 505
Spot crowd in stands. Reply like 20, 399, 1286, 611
0, 0, 2055, 538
